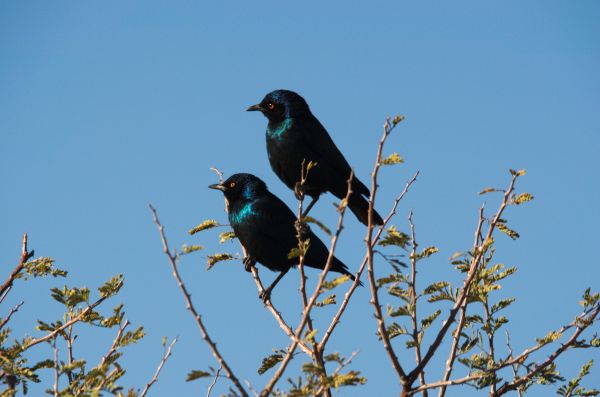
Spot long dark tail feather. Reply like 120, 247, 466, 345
348, 193, 384, 226
331, 257, 364, 287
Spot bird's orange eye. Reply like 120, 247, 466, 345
267, 102, 275, 110
229, 182, 236, 188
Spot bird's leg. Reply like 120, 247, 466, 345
259, 268, 290, 303
243, 256, 256, 272
302, 196, 319, 218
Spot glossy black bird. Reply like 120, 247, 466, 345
247, 89, 384, 226
209, 173, 356, 301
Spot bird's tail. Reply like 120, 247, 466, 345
330, 257, 364, 287
347, 193, 384, 226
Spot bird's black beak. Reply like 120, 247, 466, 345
246, 104, 262, 112
208, 183, 226, 192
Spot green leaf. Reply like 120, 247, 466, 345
258, 353, 283, 375
378, 226, 410, 248
181, 244, 203, 255
420, 309, 441, 330
490, 298, 516, 314
496, 222, 520, 240
416, 246, 439, 260
189, 220, 219, 235
219, 231, 236, 243
186, 370, 211, 381
303, 216, 332, 237
98, 274, 124, 298
321, 275, 350, 291
315, 294, 336, 307
381, 322, 408, 340
392, 115, 405, 125
206, 253, 235, 270
536, 330, 563, 346
288, 239, 310, 259
381, 153, 404, 166
423, 281, 450, 295
377, 273, 407, 287
512, 192, 534, 205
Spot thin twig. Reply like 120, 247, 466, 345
149, 204, 248, 397
206, 366, 222, 397
139, 337, 178, 397
0, 233, 34, 302
504, 331, 523, 397
438, 206, 484, 397
408, 211, 427, 396
0, 301, 24, 330
366, 117, 408, 384
101, 320, 130, 366
53, 337, 59, 397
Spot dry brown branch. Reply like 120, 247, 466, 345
260, 176, 353, 397
0, 301, 24, 331
408, 373, 483, 395
53, 337, 59, 397
504, 331, 523, 397
438, 206, 484, 397
139, 337, 178, 397
408, 211, 427, 395
149, 204, 248, 397
101, 319, 130, 366
0, 233, 34, 303
206, 366, 222, 397
366, 116, 408, 383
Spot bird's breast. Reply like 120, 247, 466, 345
229, 202, 256, 226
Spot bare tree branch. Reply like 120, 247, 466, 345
206, 366, 222, 397
149, 204, 248, 397
0, 233, 34, 302
139, 337, 178, 397
0, 301, 24, 331
366, 116, 408, 383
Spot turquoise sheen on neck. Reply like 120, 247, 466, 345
267, 118, 293, 139
231, 202, 255, 224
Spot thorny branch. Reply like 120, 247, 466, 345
149, 204, 249, 397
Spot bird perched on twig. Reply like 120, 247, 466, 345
209, 173, 356, 302
247, 89, 384, 226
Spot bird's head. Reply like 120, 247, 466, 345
208, 173, 268, 202
246, 90, 311, 121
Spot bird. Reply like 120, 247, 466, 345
209, 173, 357, 301
246, 89, 384, 226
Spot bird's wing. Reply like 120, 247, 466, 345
298, 117, 370, 197
299, 116, 353, 176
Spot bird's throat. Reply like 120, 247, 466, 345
267, 118, 294, 140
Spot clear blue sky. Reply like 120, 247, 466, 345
1, 2, 599, 396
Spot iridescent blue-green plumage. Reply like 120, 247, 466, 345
209, 173, 355, 281
247, 89, 384, 225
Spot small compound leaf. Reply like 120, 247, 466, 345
186, 370, 211, 382
189, 220, 219, 235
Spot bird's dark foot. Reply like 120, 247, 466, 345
294, 219, 310, 241
243, 256, 256, 272
294, 182, 305, 200
259, 287, 272, 303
